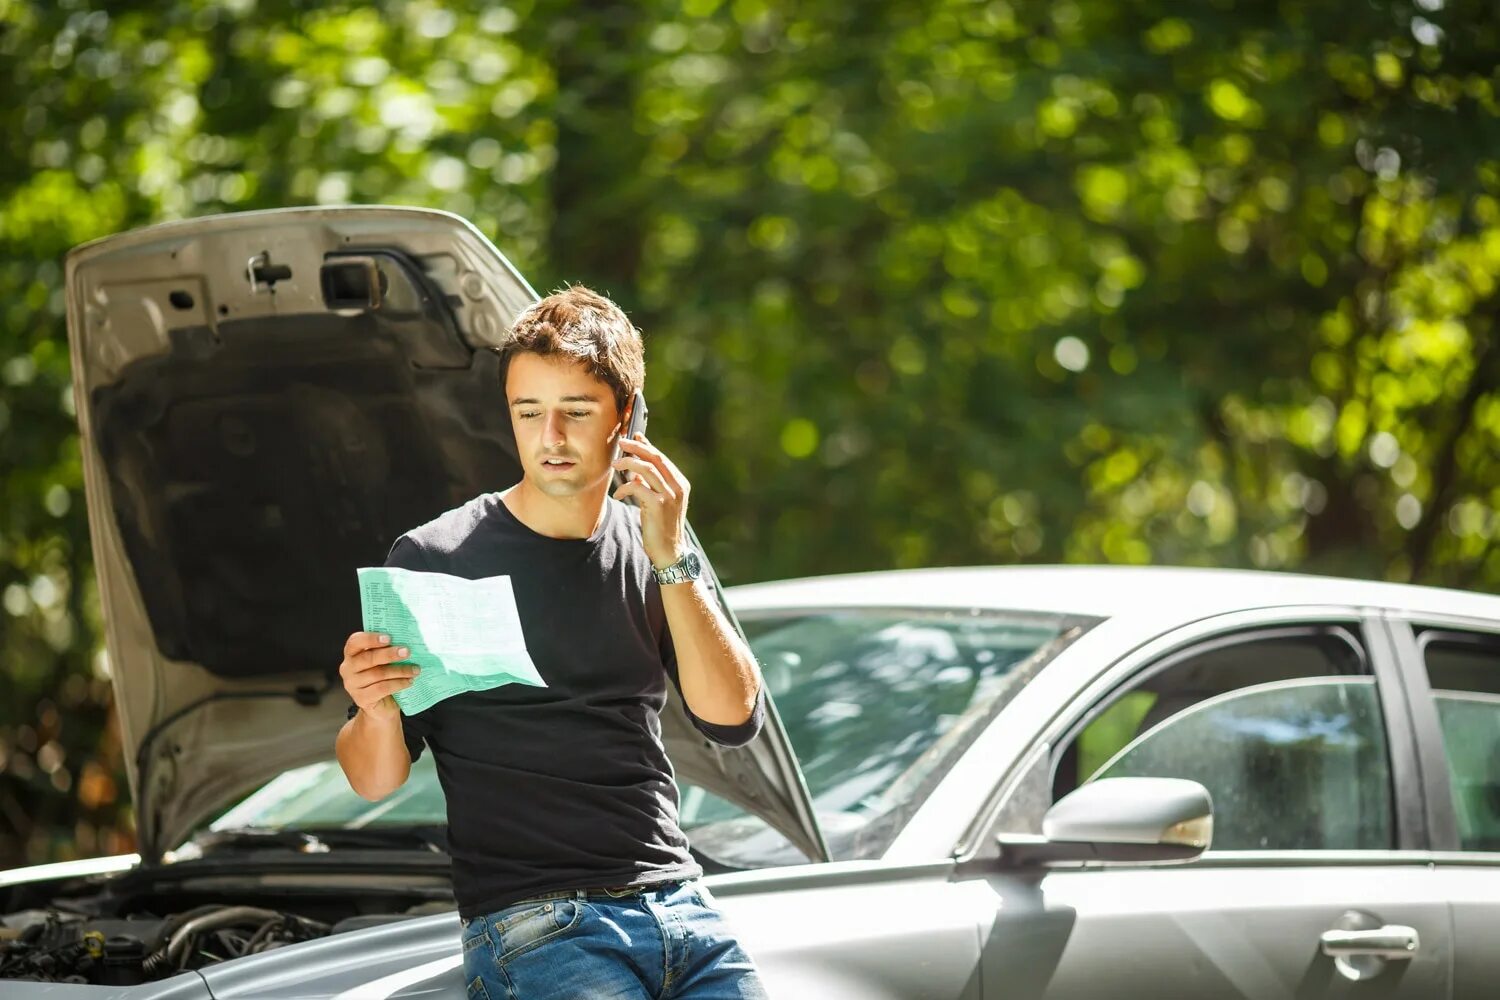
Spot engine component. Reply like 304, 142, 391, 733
1, 904, 331, 984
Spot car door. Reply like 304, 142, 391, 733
969, 612, 1452, 1000
1384, 613, 1500, 1000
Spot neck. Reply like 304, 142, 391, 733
501, 477, 610, 540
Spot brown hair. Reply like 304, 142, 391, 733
494, 285, 644, 415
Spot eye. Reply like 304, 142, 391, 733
517, 412, 539, 420
568, 411, 591, 419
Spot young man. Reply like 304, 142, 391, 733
334, 286, 770, 999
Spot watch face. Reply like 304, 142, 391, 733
658, 550, 700, 583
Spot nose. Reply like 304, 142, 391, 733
543, 410, 567, 449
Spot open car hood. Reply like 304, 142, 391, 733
63, 206, 828, 865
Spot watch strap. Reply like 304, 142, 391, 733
653, 550, 701, 585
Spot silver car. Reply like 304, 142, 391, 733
6, 206, 1498, 998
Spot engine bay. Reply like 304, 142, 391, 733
0, 859, 455, 985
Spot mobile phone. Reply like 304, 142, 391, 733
612, 390, 649, 502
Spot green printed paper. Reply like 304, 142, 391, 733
356, 566, 545, 714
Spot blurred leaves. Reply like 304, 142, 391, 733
4, 0, 1500, 865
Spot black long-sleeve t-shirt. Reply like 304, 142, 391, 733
344, 492, 764, 919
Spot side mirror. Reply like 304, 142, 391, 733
994, 777, 1213, 866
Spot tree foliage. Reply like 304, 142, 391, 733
2, 0, 1499, 865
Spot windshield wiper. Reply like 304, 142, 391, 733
188, 825, 448, 856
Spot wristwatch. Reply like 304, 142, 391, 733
653, 550, 702, 585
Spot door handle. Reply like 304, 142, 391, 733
1320, 912, 1419, 982
1320, 925, 1419, 960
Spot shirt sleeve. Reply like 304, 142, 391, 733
345, 534, 436, 763
661, 618, 766, 748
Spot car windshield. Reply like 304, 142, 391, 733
196, 608, 1096, 867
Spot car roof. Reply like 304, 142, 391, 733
724, 564, 1500, 622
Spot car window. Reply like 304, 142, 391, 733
687, 609, 1095, 865
1053, 625, 1395, 851
1091, 677, 1392, 850
199, 608, 1098, 868
1419, 630, 1500, 852
1055, 627, 1368, 797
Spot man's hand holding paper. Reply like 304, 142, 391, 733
356, 566, 545, 714
339, 630, 421, 721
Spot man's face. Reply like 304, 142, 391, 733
506, 352, 625, 498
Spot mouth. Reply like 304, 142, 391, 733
540, 459, 577, 472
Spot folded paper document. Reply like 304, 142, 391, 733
357, 566, 545, 714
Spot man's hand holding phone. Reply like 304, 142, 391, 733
340, 631, 422, 721
610, 390, 690, 567
612, 433, 691, 570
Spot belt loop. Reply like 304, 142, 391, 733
573, 888, 587, 900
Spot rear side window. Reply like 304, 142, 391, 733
1420, 630, 1500, 852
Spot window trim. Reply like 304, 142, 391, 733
1384, 614, 1500, 854
1368, 615, 1430, 850
959, 610, 1428, 863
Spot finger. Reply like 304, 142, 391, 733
617, 435, 669, 474
352, 644, 413, 672
343, 650, 411, 680
354, 664, 422, 689
621, 435, 687, 494
612, 456, 674, 498
364, 677, 417, 701
613, 482, 665, 507
344, 630, 393, 658
644, 438, 690, 495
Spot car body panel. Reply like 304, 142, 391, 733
709, 866, 987, 1000
0, 853, 141, 890
726, 564, 1500, 624
1427, 858, 1500, 1000
973, 862, 1451, 999
1, 976, 213, 1000
196, 862, 987, 1000
198, 908, 467, 1000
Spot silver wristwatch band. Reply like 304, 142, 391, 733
653, 550, 702, 585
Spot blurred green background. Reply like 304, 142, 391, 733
3, 0, 1499, 868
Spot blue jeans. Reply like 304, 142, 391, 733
459, 879, 768, 1000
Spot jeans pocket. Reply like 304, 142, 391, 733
495, 898, 584, 965
461, 918, 491, 955
465, 975, 491, 1000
